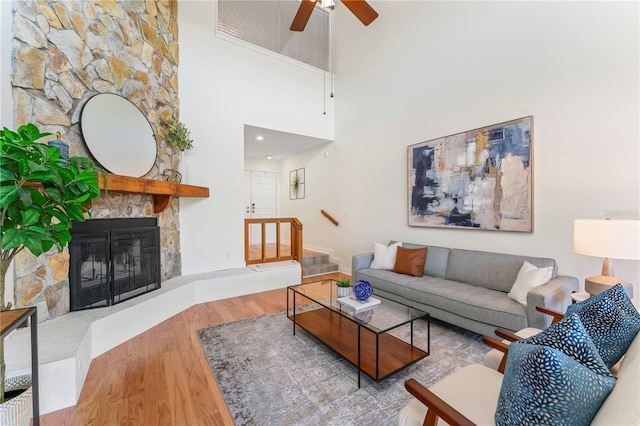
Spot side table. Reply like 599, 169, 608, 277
0, 307, 39, 426
571, 291, 591, 303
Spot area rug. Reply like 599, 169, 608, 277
198, 310, 487, 426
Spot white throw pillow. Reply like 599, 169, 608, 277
370, 242, 401, 270
508, 261, 553, 306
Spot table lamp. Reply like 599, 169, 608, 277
573, 218, 640, 297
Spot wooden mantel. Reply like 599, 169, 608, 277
98, 174, 209, 214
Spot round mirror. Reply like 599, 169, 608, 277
81, 94, 157, 177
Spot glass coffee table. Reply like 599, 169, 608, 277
287, 279, 429, 387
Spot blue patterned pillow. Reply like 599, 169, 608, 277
518, 314, 612, 377
566, 296, 640, 367
495, 343, 616, 426
566, 283, 640, 320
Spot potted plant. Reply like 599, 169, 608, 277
336, 278, 351, 298
0, 123, 100, 420
160, 118, 193, 183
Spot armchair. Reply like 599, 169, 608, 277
399, 336, 508, 426
399, 304, 640, 426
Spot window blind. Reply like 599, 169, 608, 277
217, 0, 330, 72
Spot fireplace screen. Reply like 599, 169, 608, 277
69, 218, 161, 311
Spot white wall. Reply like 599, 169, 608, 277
283, 1, 639, 300
178, 0, 335, 273
177, 1, 639, 303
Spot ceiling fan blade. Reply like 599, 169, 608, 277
342, 0, 379, 26
290, 0, 318, 32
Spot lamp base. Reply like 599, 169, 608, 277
585, 275, 633, 298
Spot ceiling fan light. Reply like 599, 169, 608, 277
321, 0, 335, 9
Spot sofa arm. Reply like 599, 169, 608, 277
526, 275, 578, 329
352, 253, 374, 276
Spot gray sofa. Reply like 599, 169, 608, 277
352, 242, 578, 337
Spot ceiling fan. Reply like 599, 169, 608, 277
290, 0, 379, 32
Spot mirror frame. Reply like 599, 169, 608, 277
80, 93, 158, 178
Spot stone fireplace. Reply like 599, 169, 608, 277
10, 0, 182, 321
69, 218, 161, 311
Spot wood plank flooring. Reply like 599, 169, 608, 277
39, 272, 349, 426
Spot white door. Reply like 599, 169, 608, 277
244, 170, 277, 245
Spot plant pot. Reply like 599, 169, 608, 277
336, 286, 351, 298
177, 151, 187, 183
0, 375, 32, 426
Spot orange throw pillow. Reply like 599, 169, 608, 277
392, 246, 428, 277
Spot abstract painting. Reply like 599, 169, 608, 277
408, 116, 533, 232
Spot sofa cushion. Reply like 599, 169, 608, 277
508, 261, 553, 306
370, 241, 401, 269
358, 268, 528, 331
565, 296, 640, 368
566, 283, 640, 320
495, 343, 615, 426
393, 246, 428, 277
445, 249, 557, 292
518, 314, 613, 377
399, 242, 450, 278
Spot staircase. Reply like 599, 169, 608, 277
302, 248, 339, 277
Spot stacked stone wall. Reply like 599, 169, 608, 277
10, 0, 182, 321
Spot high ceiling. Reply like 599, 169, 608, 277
244, 124, 333, 161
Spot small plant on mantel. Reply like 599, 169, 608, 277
0, 123, 100, 403
160, 118, 193, 152
160, 118, 193, 183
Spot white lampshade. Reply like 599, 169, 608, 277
574, 219, 640, 260
574, 218, 640, 297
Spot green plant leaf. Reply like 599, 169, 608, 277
26, 171, 58, 183
1, 227, 21, 250
44, 187, 63, 203
41, 239, 55, 253
22, 231, 45, 256
0, 167, 14, 181
0, 185, 18, 208
17, 188, 33, 207
21, 208, 41, 226
63, 203, 85, 222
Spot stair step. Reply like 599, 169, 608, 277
302, 248, 330, 265
302, 262, 339, 277
302, 254, 330, 266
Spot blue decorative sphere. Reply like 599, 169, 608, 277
353, 280, 373, 301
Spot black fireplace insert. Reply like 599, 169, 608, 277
69, 218, 161, 311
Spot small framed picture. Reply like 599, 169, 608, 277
289, 168, 305, 200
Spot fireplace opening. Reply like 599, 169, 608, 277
69, 218, 161, 311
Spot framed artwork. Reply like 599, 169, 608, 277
289, 168, 305, 200
408, 116, 533, 232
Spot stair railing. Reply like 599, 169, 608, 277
321, 210, 339, 226
244, 218, 303, 266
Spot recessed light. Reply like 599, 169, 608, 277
256, 135, 264, 141
265, 155, 273, 160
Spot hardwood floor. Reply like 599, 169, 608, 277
39, 272, 349, 425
